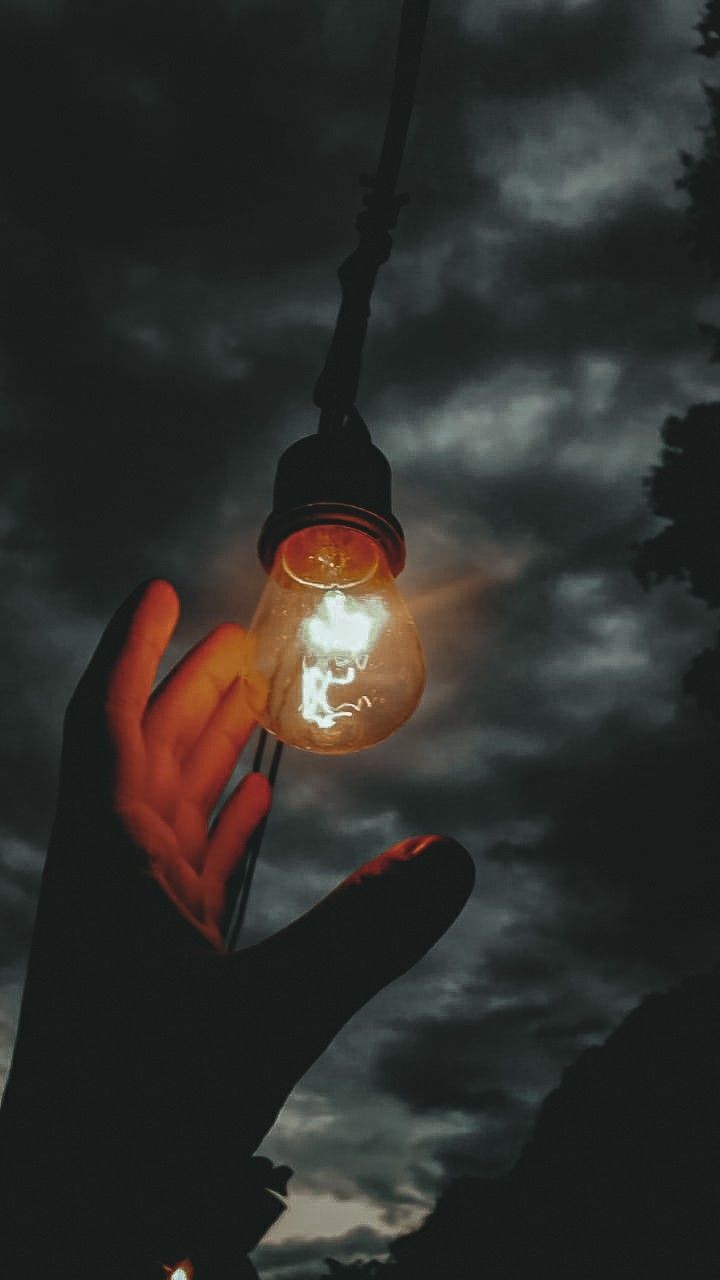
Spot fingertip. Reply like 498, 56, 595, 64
148, 577, 179, 604
210, 621, 247, 648
246, 769, 273, 816
139, 578, 180, 627
422, 835, 476, 911
382, 834, 474, 887
70, 579, 180, 720
119, 580, 180, 648
412, 835, 475, 888
372, 834, 475, 928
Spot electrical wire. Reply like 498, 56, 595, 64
375, 0, 430, 201
314, 0, 431, 433
225, 728, 284, 951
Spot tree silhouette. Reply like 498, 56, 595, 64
296, 973, 720, 1278
385, 973, 720, 1279
697, 0, 720, 57
634, 1, 720, 716
684, 0, 720, 287
635, 403, 720, 606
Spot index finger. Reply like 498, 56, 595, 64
69, 580, 180, 736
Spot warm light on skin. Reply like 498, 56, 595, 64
243, 525, 425, 753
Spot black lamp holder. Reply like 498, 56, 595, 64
258, 0, 431, 578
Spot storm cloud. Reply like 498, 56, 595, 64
2, 0, 719, 1275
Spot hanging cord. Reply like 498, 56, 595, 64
226, 0, 430, 949
225, 729, 284, 951
314, 0, 431, 435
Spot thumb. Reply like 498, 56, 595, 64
234, 835, 474, 1090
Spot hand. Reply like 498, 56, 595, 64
0, 581, 473, 1279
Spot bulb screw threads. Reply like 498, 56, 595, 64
258, 413, 406, 575
258, 502, 405, 576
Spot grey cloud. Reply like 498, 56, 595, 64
254, 1223, 392, 1277
1, 0, 718, 1275
0, 839, 42, 970
455, 0, 646, 99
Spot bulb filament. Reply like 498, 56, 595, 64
299, 590, 386, 729
301, 656, 373, 728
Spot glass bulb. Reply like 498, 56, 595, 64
243, 524, 425, 754
163, 1262, 194, 1280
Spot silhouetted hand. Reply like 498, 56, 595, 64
0, 581, 473, 1280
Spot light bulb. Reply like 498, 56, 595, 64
163, 1262, 194, 1280
243, 523, 425, 753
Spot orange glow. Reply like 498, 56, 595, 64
243, 525, 425, 753
163, 1261, 194, 1280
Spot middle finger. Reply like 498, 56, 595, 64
143, 623, 247, 762
182, 676, 257, 820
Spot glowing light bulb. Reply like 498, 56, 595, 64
162, 1262, 193, 1280
243, 524, 425, 753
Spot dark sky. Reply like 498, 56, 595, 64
1, 0, 719, 1275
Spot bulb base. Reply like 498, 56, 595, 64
259, 502, 405, 575
258, 421, 406, 575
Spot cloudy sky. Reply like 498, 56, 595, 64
2, 0, 720, 1274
